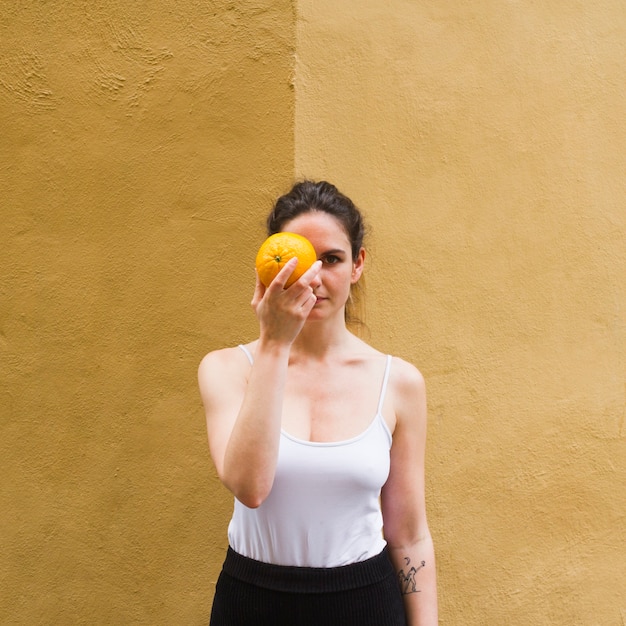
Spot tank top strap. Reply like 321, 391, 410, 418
238, 344, 254, 366
376, 355, 393, 415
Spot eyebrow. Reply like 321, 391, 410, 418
320, 248, 346, 257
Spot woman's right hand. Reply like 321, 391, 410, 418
251, 257, 322, 345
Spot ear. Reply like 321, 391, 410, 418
351, 248, 365, 284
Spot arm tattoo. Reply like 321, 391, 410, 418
398, 557, 426, 595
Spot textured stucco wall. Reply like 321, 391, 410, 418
4, 2, 625, 624
0, 2, 294, 623
295, 2, 626, 625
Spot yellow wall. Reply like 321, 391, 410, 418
296, 1, 626, 624
3, 1, 625, 625
1, 2, 293, 623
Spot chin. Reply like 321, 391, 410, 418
307, 306, 343, 323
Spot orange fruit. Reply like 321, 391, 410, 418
255, 232, 317, 287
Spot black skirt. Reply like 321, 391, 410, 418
209, 547, 407, 625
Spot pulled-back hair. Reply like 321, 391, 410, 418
266, 180, 366, 262
266, 180, 367, 331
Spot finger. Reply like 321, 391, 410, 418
267, 257, 299, 292
298, 259, 322, 285
301, 290, 318, 315
294, 286, 315, 308
281, 259, 322, 298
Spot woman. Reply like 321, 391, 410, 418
198, 181, 438, 625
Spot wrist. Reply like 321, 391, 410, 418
256, 335, 293, 357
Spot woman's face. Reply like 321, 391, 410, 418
281, 211, 365, 321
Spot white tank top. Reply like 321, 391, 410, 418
227, 345, 393, 567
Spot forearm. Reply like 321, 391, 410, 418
223, 339, 290, 507
387, 535, 438, 626
220, 259, 321, 506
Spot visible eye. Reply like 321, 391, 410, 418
323, 254, 341, 265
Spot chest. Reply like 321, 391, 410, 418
281, 358, 393, 442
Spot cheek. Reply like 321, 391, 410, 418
339, 268, 357, 291
321, 267, 352, 291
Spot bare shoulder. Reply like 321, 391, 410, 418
388, 356, 427, 431
199, 344, 247, 373
199, 346, 235, 378
198, 345, 251, 400
390, 356, 426, 397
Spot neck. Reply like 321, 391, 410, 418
290, 314, 355, 360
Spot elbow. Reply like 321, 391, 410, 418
237, 494, 265, 509
233, 489, 270, 509
220, 455, 275, 508
225, 478, 272, 509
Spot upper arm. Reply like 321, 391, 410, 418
197, 348, 248, 479
381, 359, 430, 547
